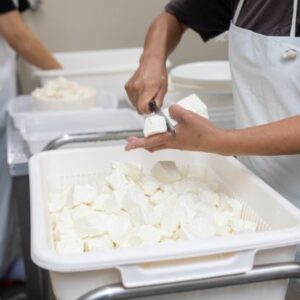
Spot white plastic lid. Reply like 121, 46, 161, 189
170, 61, 231, 91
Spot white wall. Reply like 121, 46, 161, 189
23, 0, 229, 63
19, 0, 228, 91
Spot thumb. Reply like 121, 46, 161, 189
169, 104, 191, 123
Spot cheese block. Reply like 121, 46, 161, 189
151, 161, 181, 184
163, 94, 208, 126
143, 115, 167, 138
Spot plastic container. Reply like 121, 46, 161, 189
32, 48, 172, 101
21, 110, 143, 154
29, 146, 300, 300
7, 94, 118, 130
170, 61, 231, 92
170, 61, 235, 129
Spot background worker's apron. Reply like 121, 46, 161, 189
0, 34, 17, 277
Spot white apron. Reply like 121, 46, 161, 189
0, 32, 17, 277
229, 0, 300, 208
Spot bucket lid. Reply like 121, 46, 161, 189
170, 61, 231, 90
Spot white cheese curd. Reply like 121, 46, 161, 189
105, 170, 128, 190
72, 205, 108, 238
48, 160, 258, 254
92, 194, 111, 211
73, 184, 97, 206
163, 94, 208, 127
32, 77, 96, 102
151, 161, 182, 184
84, 234, 114, 252
48, 188, 72, 213
56, 238, 84, 255
108, 213, 132, 245
143, 115, 168, 138
138, 174, 160, 196
111, 161, 142, 183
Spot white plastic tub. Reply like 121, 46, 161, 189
21, 110, 143, 154
7, 94, 118, 130
32, 48, 171, 101
29, 146, 300, 300
170, 61, 235, 129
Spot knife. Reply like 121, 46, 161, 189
148, 100, 176, 137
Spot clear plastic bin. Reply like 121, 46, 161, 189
21, 110, 143, 154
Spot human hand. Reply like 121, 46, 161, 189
125, 105, 229, 154
125, 58, 168, 114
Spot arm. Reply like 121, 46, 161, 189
125, 12, 187, 114
125, 105, 300, 156
0, 10, 61, 69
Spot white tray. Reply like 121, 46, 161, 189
29, 147, 300, 299
7, 93, 118, 130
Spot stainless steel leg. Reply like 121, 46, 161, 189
13, 175, 50, 300
78, 262, 300, 300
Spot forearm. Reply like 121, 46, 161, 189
219, 116, 300, 156
140, 12, 187, 64
12, 28, 61, 69
0, 11, 61, 70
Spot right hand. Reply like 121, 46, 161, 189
125, 58, 168, 114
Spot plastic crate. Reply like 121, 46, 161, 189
29, 146, 300, 300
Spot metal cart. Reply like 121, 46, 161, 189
6, 116, 300, 300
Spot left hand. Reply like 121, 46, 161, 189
125, 105, 228, 154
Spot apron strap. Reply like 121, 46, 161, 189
233, 0, 246, 25
290, 0, 299, 37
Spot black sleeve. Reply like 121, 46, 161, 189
0, 0, 17, 14
165, 0, 237, 42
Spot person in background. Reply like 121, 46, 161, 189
125, 0, 300, 298
0, 0, 61, 278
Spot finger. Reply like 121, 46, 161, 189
143, 132, 175, 149
125, 136, 145, 151
147, 142, 181, 153
136, 88, 160, 114
125, 132, 174, 151
169, 104, 193, 123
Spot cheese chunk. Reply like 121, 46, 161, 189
72, 206, 108, 238
73, 184, 97, 207
163, 94, 208, 126
139, 174, 160, 196
143, 115, 167, 138
84, 234, 114, 252
108, 213, 132, 245
105, 171, 128, 190
48, 189, 72, 213
111, 161, 142, 182
151, 161, 181, 184
56, 238, 84, 255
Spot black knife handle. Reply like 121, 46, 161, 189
148, 99, 158, 112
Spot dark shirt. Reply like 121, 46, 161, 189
0, 0, 29, 14
165, 0, 300, 41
